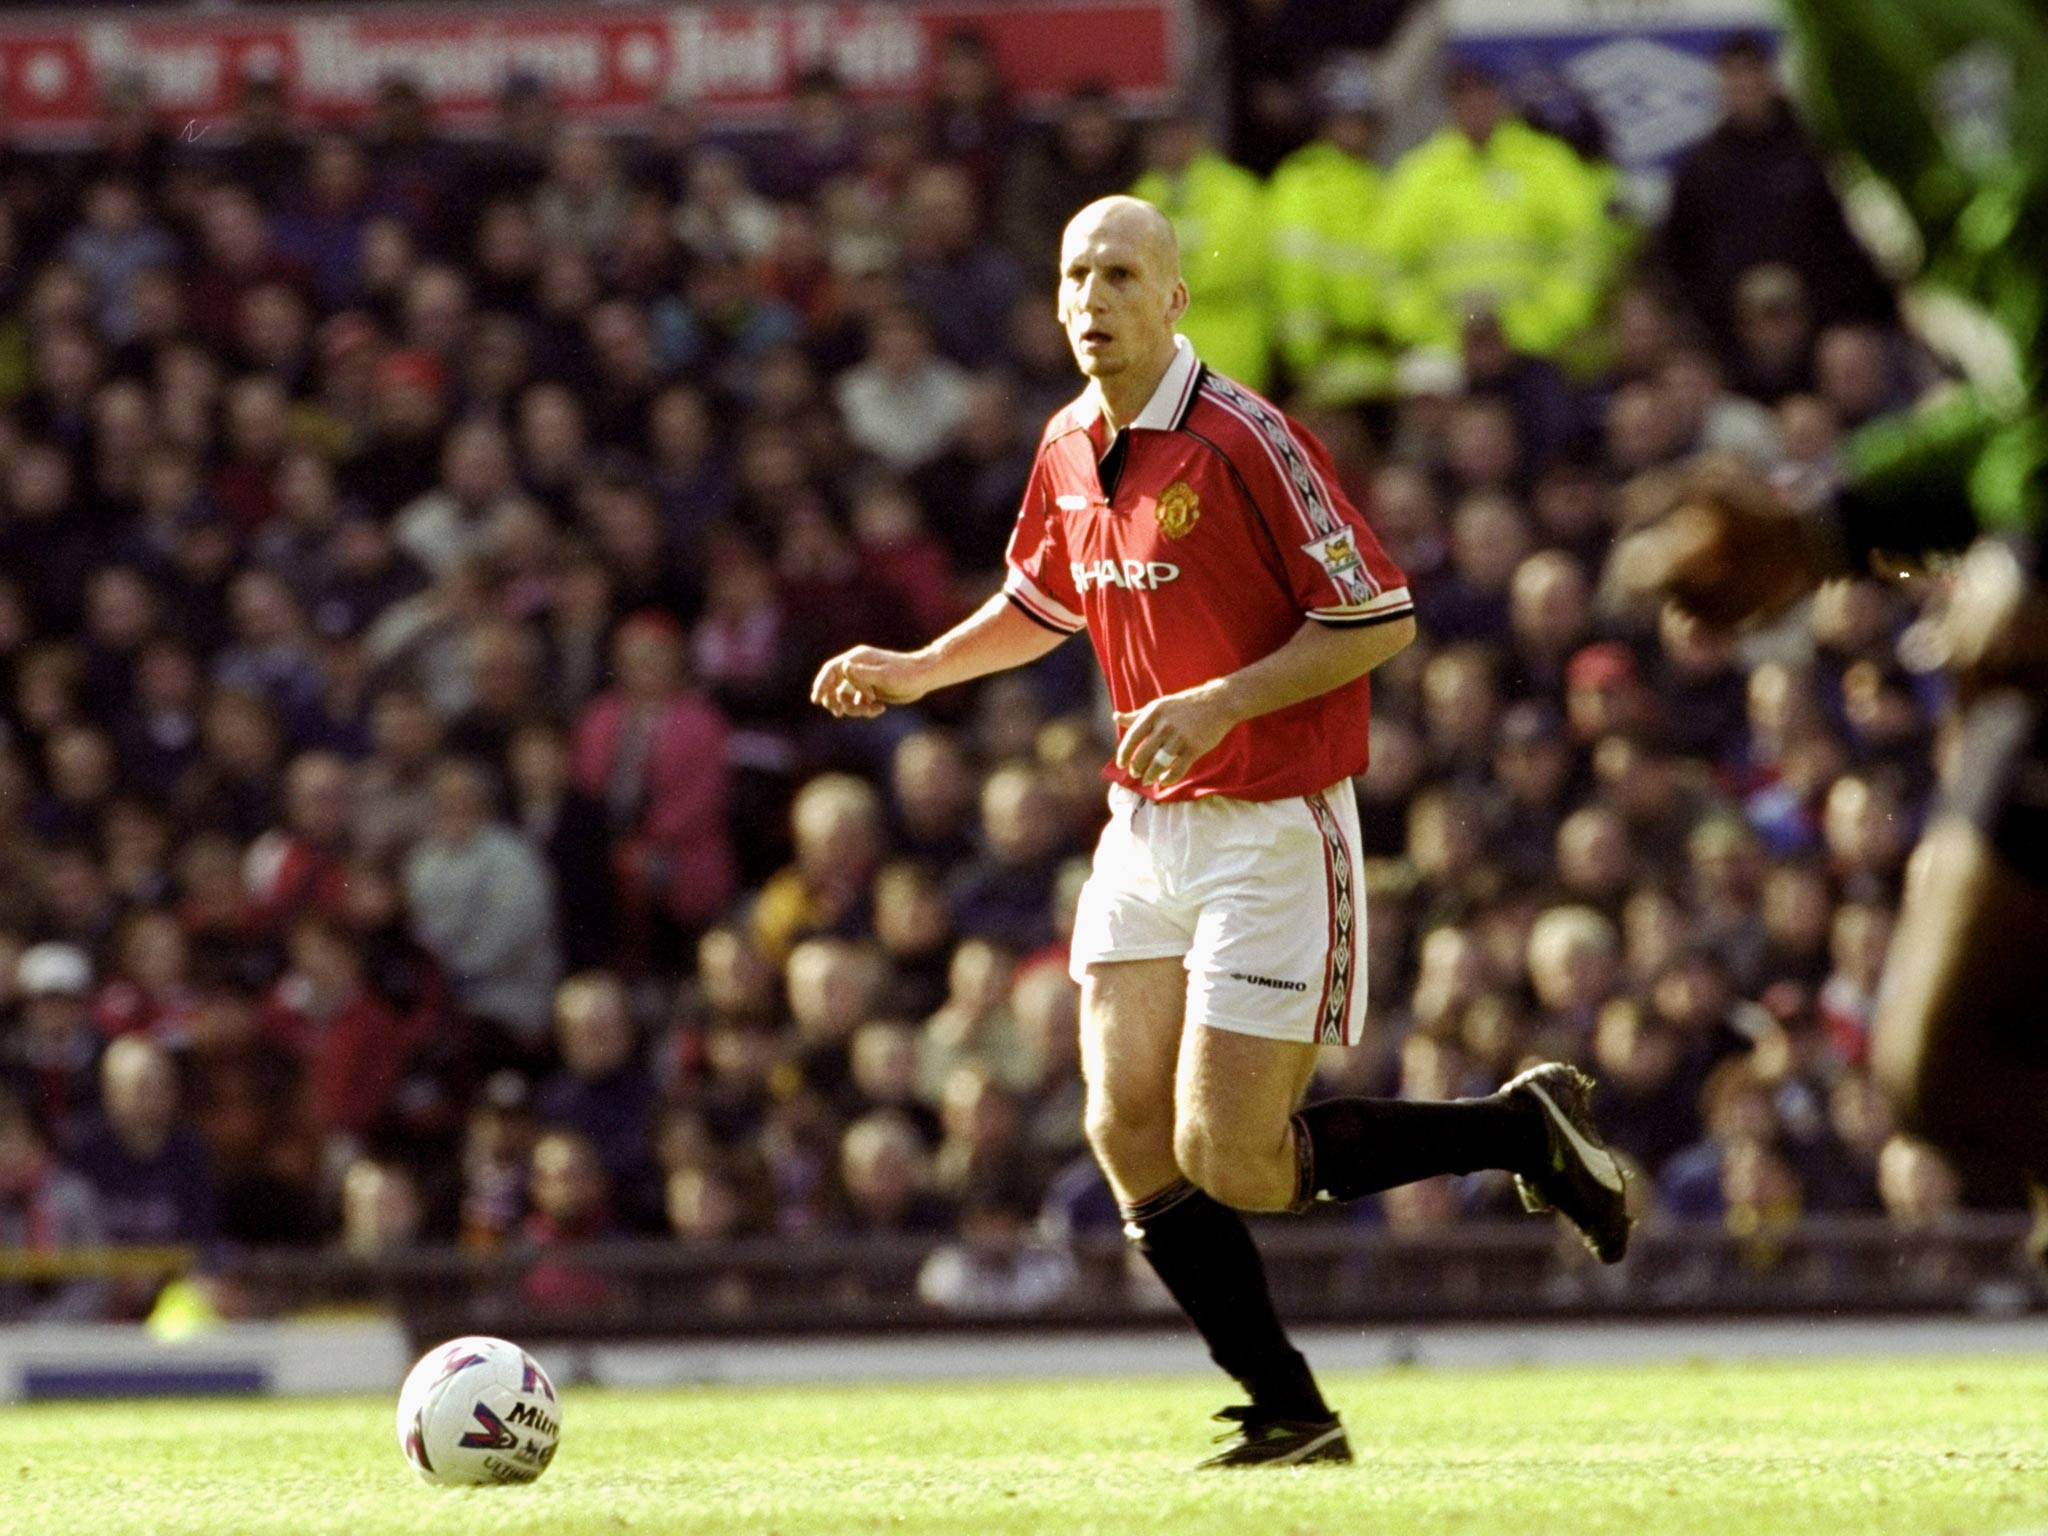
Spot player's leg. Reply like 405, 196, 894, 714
1079, 958, 1334, 1444
1871, 695, 2048, 1183
1180, 787, 1631, 1258
1079, 956, 1185, 1204
1175, 1021, 1549, 1212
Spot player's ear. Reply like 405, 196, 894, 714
1166, 278, 1189, 326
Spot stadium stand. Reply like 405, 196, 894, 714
0, 22, 1992, 1328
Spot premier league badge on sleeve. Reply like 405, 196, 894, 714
1301, 528, 1372, 603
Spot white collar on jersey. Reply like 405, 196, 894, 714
1082, 334, 1202, 433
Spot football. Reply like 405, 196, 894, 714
394, 1335, 561, 1487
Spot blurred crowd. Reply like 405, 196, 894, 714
0, 30, 1992, 1324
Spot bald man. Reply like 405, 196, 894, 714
814, 197, 1629, 1466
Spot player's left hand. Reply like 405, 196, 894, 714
1114, 685, 1236, 792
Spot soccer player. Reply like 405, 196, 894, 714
1615, 3, 2048, 1243
813, 197, 1629, 1467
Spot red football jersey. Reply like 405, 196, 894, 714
1004, 339, 1412, 803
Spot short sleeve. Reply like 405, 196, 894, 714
1002, 454, 1087, 635
1216, 385, 1413, 626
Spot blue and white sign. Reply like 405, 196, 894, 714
1446, 0, 1780, 217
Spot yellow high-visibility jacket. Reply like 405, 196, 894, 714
1378, 118, 1622, 358
1133, 151, 1274, 391
1267, 139, 1398, 403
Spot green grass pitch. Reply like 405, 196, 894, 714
2, 1356, 2044, 1535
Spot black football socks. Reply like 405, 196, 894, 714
1291, 1093, 1545, 1208
1123, 1178, 1331, 1423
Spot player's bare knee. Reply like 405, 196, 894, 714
1085, 1092, 1170, 1174
1174, 1121, 1283, 1212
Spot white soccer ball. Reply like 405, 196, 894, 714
395, 1335, 561, 1486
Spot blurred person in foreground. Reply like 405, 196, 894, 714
813, 197, 1629, 1467
1615, 0, 2048, 1247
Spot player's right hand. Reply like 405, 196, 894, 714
1609, 461, 1825, 628
810, 646, 927, 718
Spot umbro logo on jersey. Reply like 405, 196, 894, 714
1056, 494, 1089, 511
1073, 558, 1180, 593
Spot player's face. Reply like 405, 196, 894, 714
1056, 215, 1185, 381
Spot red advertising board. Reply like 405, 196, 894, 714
0, 2, 1186, 140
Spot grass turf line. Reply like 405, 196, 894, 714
0, 1356, 2042, 1535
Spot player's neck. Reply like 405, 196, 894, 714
1093, 345, 1177, 435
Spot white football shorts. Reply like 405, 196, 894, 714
1069, 781, 1368, 1046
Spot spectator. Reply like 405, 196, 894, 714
0, 1089, 109, 1321
833, 304, 970, 472
899, 162, 1022, 369
572, 612, 737, 964
764, 68, 862, 204
1130, 106, 1272, 389
338, 1156, 425, 1258
1817, 902, 1892, 1064
404, 756, 561, 1061
1727, 263, 1816, 405
1010, 961, 1085, 1161
535, 972, 658, 1226
947, 762, 1064, 951
847, 1021, 941, 1144
183, 955, 321, 1245
918, 936, 1026, 1104
1421, 491, 1528, 644
1659, 33, 1892, 349
1589, 998, 1696, 1174
532, 128, 628, 254
1660, 1055, 1779, 1218
752, 773, 885, 965
273, 133, 388, 310
924, 26, 1016, 203
353, 683, 445, 862
262, 912, 421, 1143
838, 1111, 955, 1236
245, 750, 355, 933
999, 85, 1133, 278
871, 862, 954, 1020
393, 419, 523, 580
92, 907, 198, 1046
507, 719, 617, 975
1379, 62, 1618, 358
64, 178, 177, 343
915, 1172, 1076, 1315
446, 619, 546, 777
1269, 59, 1394, 407
458, 1071, 538, 1250
1526, 905, 1619, 1044
930, 1062, 1029, 1197
6, 942, 103, 1144
520, 1128, 619, 1312
673, 147, 777, 264
71, 1035, 216, 1253
1505, 551, 1593, 699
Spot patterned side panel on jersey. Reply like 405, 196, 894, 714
1200, 373, 1377, 606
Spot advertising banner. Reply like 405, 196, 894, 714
0, 2, 1185, 141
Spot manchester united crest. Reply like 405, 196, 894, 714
1154, 480, 1200, 539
